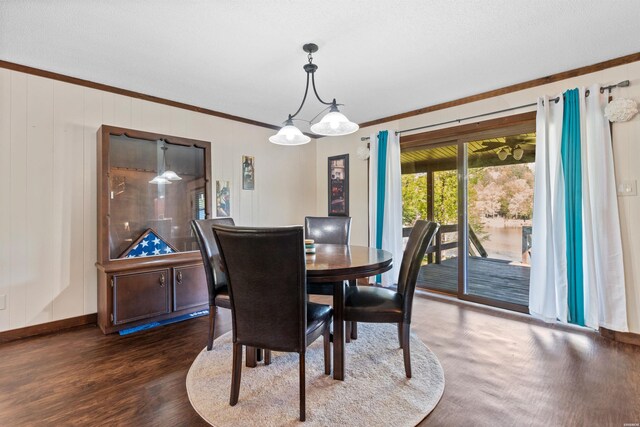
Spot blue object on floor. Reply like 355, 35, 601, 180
119, 310, 209, 336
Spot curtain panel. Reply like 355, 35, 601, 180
529, 85, 628, 332
369, 130, 403, 286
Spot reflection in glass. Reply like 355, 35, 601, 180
108, 135, 207, 259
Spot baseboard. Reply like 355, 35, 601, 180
599, 327, 640, 347
0, 314, 97, 344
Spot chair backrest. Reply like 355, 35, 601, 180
398, 220, 440, 322
191, 218, 235, 304
212, 225, 307, 353
304, 216, 351, 245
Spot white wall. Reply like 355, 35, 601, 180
0, 69, 317, 332
316, 60, 640, 333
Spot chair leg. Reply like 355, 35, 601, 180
402, 322, 412, 378
230, 343, 243, 405
345, 321, 351, 343
264, 350, 271, 366
245, 346, 257, 368
299, 353, 306, 422
207, 305, 216, 351
323, 326, 331, 375
397, 323, 403, 349
348, 280, 358, 340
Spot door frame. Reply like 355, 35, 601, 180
400, 111, 536, 313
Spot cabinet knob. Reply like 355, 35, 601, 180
159, 273, 165, 287
177, 271, 183, 285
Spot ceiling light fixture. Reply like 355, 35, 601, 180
149, 142, 182, 184
269, 43, 359, 145
512, 144, 524, 161
497, 147, 510, 161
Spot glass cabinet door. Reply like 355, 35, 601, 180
108, 134, 208, 259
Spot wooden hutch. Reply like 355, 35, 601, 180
96, 125, 212, 334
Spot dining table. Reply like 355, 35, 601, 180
306, 243, 393, 380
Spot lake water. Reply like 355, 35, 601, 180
481, 226, 528, 264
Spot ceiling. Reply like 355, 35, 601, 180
2, 1, 639, 133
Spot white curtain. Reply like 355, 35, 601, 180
581, 84, 628, 331
529, 95, 567, 323
529, 86, 628, 331
368, 130, 403, 287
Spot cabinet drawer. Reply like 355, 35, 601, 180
112, 269, 171, 325
174, 265, 208, 311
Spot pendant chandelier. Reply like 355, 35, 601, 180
149, 142, 182, 184
269, 43, 359, 146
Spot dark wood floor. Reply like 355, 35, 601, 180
418, 256, 530, 306
1, 293, 638, 426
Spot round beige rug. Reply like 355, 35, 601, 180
186, 323, 445, 426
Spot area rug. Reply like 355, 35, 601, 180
186, 323, 445, 426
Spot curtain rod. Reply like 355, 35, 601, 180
360, 80, 630, 141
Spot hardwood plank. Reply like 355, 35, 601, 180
0, 295, 638, 426
0, 313, 97, 343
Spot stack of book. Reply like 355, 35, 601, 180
305, 239, 316, 255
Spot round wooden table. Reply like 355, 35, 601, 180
306, 244, 393, 380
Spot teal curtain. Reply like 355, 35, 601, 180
561, 89, 585, 326
375, 130, 389, 283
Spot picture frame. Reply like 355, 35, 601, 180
216, 180, 231, 217
328, 154, 349, 216
242, 155, 255, 190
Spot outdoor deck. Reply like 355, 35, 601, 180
416, 256, 530, 306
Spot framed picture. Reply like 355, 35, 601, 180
216, 180, 231, 217
242, 155, 255, 190
328, 154, 349, 216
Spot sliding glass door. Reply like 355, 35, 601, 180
400, 115, 535, 313
458, 135, 535, 312
401, 143, 458, 296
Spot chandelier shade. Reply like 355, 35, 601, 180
149, 142, 181, 184
270, 43, 358, 144
149, 175, 172, 185
310, 109, 359, 136
268, 119, 312, 145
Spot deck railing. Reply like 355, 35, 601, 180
403, 224, 487, 264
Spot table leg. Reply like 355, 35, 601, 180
333, 280, 345, 380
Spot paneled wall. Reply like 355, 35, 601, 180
316, 60, 640, 332
0, 69, 317, 332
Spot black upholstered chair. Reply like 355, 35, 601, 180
343, 220, 439, 378
191, 217, 235, 351
304, 216, 359, 339
212, 224, 332, 422
304, 216, 352, 245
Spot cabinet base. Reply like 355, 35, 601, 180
98, 305, 208, 334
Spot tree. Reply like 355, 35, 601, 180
401, 174, 428, 225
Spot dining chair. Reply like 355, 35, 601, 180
212, 224, 332, 422
304, 216, 351, 245
304, 216, 359, 339
191, 217, 235, 351
343, 220, 439, 378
